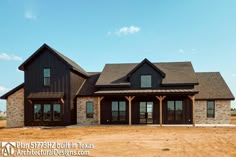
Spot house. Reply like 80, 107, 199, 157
0, 44, 234, 127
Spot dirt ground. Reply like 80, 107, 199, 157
0, 117, 236, 157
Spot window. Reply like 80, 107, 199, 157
207, 100, 215, 118
34, 104, 42, 121
119, 101, 126, 121
167, 101, 175, 121
112, 101, 126, 121
34, 103, 61, 122
44, 68, 51, 86
112, 101, 119, 121
141, 75, 152, 88
43, 104, 51, 121
167, 100, 183, 121
86, 102, 94, 118
53, 104, 61, 121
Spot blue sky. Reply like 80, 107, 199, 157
0, 0, 236, 111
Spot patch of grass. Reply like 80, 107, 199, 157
231, 111, 236, 116
0, 116, 6, 120
162, 148, 170, 151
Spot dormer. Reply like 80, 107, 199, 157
127, 58, 165, 89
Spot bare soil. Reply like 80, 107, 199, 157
0, 118, 235, 157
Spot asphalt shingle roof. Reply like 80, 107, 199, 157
195, 72, 235, 100
96, 62, 198, 86
19, 44, 89, 77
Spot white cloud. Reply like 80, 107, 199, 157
179, 49, 184, 53
191, 48, 199, 54
109, 26, 141, 36
0, 86, 9, 94
0, 53, 22, 61
24, 10, 37, 20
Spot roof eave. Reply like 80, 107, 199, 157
95, 84, 131, 88
162, 82, 199, 86
71, 68, 89, 78
127, 58, 166, 78
195, 97, 235, 101
0, 83, 24, 99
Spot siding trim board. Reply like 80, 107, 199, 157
0, 44, 234, 127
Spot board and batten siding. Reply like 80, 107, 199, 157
129, 63, 163, 89
24, 49, 72, 126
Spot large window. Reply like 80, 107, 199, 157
86, 102, 94, 118
167, 100, 183, 122
44, 68, 51, 86
141, 75, 152, 88
53, 104, 61, 121
34, 104, 42, 121
112, 101, 126, 121
34, 103, 61, 122
207, 100, 215, 118
43, 104, 51, 121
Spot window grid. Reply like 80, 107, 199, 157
86, 102, 94, 118
141, 75, 152, 88
207, 100, 215, 118
43, 68, 51, 86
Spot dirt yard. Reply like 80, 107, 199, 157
0, 118, 235, 157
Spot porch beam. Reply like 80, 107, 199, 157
188, 95, 195, 127
97, 96, 104, 125
125, 96, 135, 125
156, 96, 166, 127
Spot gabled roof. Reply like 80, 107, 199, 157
19, 43, 88, 77
77, 72, 100, 96
127, 58, 165, 77
195, 72, 235, 100
0, 83, 24, 99
96, 61, 198, 86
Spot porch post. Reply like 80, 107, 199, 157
188, 95, 195, 127
156, 96, 166, 127
97, 96, 104, 125
125, 96, 135, 125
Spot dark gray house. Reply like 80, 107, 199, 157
1, 44, 234, 127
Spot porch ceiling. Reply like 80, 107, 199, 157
94, 89, 198, 95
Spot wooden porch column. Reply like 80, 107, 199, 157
188, 95, 195, 127
97, 96, 104, 125
156, 96, 166, 127
125, 96, 135, 125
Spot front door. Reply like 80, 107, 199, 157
166, 100, 183, 124
139, 102, 153, 124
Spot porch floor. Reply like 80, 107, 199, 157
67, 124, 236, 128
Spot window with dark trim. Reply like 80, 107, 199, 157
43, 104, 51, 121
53, 104, 61, 121
112, 101, 126, 121
43, 68, 51, 86
207, 100, 215, 118
86, 102, 94, 118
167, 100, 183, 121
34, 104, 42, 121
34, 103, 62, 121
141, 75, 152, 88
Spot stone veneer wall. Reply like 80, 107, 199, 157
195, 100, 231, 124
6, 88, 24, 127
77, 97, 98, 124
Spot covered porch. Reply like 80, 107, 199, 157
95, 89, 198, 126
